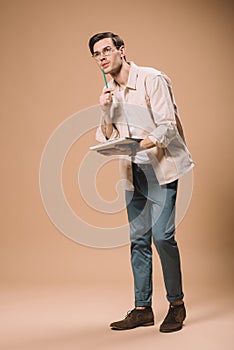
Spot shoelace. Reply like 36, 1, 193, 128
125, 309, 136, 319
125, 307, 148, 319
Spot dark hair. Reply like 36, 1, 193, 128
88, 32, 125, 55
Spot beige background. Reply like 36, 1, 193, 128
1, 0, 233, 349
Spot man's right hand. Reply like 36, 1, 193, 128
100, 88, 114, 113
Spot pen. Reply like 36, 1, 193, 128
101, 68, 108, 88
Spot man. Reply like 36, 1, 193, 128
88, 32, 194, 333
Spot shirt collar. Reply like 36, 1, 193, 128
126, 61, 138, 90
110, 61, 138, 90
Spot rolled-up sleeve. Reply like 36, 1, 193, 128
95, 116, 119, 142
146, 75, 179, 148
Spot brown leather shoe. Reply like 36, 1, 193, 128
110, 307, 154, 330
159, 303, 186, 333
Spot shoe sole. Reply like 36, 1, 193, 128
159, 324, 184, 333
110, 321, 154, 330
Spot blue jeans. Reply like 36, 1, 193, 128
125, 162, 184, 306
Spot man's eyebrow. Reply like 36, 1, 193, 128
93, 45, 112, 53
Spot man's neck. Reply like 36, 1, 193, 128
110, 60, 131, 90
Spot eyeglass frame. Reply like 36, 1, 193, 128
92, 45, 121, 60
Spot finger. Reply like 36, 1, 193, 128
97, 151, 113, 156
103, 88, 114, 95
115, 145, 131, 151
104, 95, 112, 103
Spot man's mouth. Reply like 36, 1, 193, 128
102, 62, 110, 68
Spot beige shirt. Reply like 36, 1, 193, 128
96, 62, 195, 189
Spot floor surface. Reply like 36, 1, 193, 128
1, 284, 233, 350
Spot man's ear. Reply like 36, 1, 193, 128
119, 45, 126, 58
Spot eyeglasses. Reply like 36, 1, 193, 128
92, 46, 117, 60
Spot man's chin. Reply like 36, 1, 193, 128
103, 67, 111, 74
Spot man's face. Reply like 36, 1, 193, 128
93, 38, 124, 75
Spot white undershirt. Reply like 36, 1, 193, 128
119, 90, 150, 164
